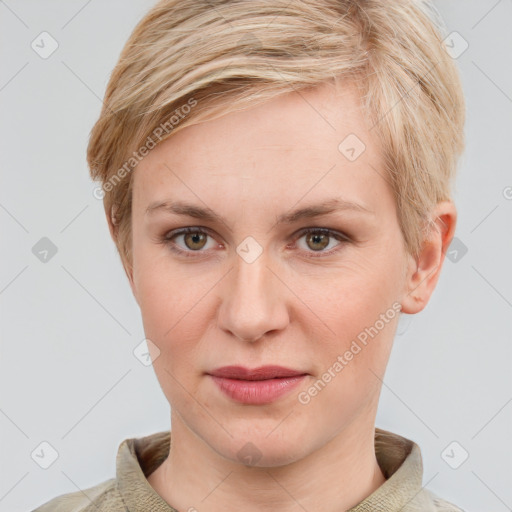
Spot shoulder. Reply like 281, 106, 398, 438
424, 489, 466, 512
397, 486, 465, 512
31, 430, 171, 512
431, 495, 466, 512
31, 478, 120, 512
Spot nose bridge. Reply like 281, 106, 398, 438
232, 243, 274, 315
219, 238, 288, 342
234, 245, 270, 301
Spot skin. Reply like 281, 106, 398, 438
107, 80, 456, 512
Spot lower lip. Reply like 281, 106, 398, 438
209, 375, 307, 405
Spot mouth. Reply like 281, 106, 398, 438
207, 365, 309, 405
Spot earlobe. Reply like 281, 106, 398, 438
400, 201, 457, 314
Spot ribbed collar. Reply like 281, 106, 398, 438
116, 427, 428, 512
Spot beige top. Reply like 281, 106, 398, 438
33, 427, 464, 512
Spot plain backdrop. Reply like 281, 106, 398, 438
1, 1, 511, 511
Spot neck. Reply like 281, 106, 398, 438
148, 413, 386, 512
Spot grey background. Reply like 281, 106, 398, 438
1, 1, 511, 511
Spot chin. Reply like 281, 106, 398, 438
210, 420, 315, 468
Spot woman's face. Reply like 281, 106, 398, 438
128, 81, 414, 466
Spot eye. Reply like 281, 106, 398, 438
159, 226, 350, 259
293, 227, 350, 257
161, 227, 219, 257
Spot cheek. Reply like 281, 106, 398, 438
133, 254, 214, 373
134, 246, 194, 331
298, 252, 401, 336
297, 251, 401, 397
301, 311, 397, 430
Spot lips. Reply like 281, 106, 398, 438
207, 365, 308, 405
208, 365, 307, 380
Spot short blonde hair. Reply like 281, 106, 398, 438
87, 0, 465, 273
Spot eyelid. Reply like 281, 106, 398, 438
160, 226, 351, 258
290, 227, 350, 257
294, 226, 351, 242
161, 226, 220, 258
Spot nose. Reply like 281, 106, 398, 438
217, 247, 289, 343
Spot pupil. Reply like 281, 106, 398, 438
309, 233, 328, 251
186, 232, 205, 249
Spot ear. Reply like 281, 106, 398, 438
400, 200, 457, 314
104, 202, 140, 306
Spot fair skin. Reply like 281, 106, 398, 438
108, 81, 456, 512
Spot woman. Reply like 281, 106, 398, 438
34, 0, 466, 510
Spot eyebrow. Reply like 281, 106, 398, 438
145, 197, 374, 227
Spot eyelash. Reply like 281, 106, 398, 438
159, 226, 351, 259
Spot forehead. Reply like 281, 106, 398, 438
133, 81, 388, 212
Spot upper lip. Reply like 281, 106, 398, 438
208, 365, 307, 381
